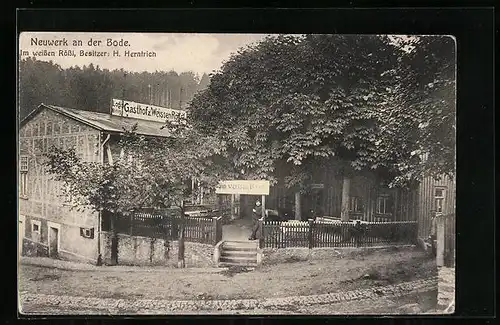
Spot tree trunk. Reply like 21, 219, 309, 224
110, 213, 118, 265
163, 213, 170, 261
177, 203, 186, 268
295, 191, 302, 221
341, 176, 351, 222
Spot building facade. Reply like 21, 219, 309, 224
18, 104, 173, 263
416, 174, 456, 238
264, 169, 419, 223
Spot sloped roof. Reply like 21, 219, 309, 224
21, 104, 173, 138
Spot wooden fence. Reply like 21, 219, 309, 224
437, 213, 455, 267
114, 211, 223, 245
260, 219, 418, 249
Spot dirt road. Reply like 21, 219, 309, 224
19, 247, 437, 301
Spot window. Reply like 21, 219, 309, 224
376, 194, 394, 215
434, 187, 446, 214
19, 156, 29, 198
32, 220, 41, 234
20, 156, 28, 172
349, 196, 363, 213
80, 227, 95, 239
376, 196, 389, 214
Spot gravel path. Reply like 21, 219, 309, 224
19, 277, 438, 315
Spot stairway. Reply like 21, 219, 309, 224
218, 240, 259, 267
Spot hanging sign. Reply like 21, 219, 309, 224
111, 98, 186, 123
215, 180, 270, 195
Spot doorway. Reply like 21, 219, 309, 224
47, 222, 61, 258
307, 187, 325, 219
18, 215, 25, 257
240, 195, 256, 220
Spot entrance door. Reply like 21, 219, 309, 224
49, 227, 59, 258
312, 188, 325, 217
240, 195, 254, 219
18, 216, 25, 257
304, 188, 325, 219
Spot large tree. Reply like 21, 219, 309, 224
188, 34, 455, 191
388, 36, 456, 185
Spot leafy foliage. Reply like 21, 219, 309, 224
43, 121, 228, 216
189, 35, 455, 188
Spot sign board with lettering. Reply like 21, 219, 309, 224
111, 98, 186, 123
215, 180, 270, 195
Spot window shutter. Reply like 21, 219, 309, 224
80, 227, 95, 238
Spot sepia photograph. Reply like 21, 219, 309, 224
17, 32, 456, 315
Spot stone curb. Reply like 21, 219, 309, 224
19, 277, 438, 313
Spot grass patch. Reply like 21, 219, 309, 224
106, 291, 145, 300
339, 252, 436, 290
195, 292, 216, 300
220, 266, 254, 277
29, 274, 61, 282
284, 256, 309, 263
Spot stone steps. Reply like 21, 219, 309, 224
217, 241, 259, 267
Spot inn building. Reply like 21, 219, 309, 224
18, 101, 183, 263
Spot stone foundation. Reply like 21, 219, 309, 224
262, 246, 417, 265
101, 232, 215, 267
22, 238, 49, 258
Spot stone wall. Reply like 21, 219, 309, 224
22, 238, 49, 257
261, 246, 415, 265
101, 232, 215, 267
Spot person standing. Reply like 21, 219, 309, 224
249, 200, 262, 240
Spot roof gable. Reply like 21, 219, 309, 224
20, 104, 173, 138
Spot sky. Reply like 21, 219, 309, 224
19, 32, 275, 76
19, 33, 426, 76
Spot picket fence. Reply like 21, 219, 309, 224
115, 211, 223, 245
260, 219, 418, 249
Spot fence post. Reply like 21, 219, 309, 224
129, 213, 134, 236
258, 218, 264, 248
172, 216, 179, 240
436, 215, 445, 267
213, 217, 222, 245
354, 221, 361, 247
308, 219, 314, 249
413, 221, 418, 244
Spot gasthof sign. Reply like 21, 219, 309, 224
215, 180, 270, 195
111, 98, 186, 123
